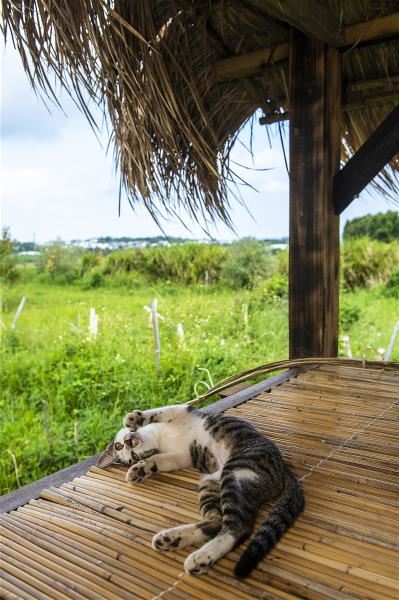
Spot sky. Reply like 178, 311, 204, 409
1, 44, 396, 244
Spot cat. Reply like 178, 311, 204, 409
97, 404, 304, 578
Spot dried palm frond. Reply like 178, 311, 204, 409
1, 0, 398, 226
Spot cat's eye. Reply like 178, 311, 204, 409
114, 442, 123, 450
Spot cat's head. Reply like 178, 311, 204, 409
97, 427, 143, 468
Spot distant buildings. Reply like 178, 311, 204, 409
14, 236, 288, 254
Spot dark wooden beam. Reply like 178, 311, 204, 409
213, 43, 289, 81
259, 89, 399, 124
0, 455, 99, 514
214, 12, 399, 81
289, 31, 341, 358
249, 0, 344, 46
333, 105, 399, 214
343, 12, 399, 47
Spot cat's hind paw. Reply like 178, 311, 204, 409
125, 459, 157, 484
124, 410, 145, 430
184, 550, 213, 576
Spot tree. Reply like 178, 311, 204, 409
343, 211, 399, 243
221, 238, 275, 289
0, 228, 19, 284
38, 242, 82, 283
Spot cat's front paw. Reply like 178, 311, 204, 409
125, 459, 157, 484
124, 410, 145, 430
152, 529, 182, 552
184, 549, 213, 576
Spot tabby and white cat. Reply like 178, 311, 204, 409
98, 404, 304, 578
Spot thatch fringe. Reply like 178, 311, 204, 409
1, 1, 398, 224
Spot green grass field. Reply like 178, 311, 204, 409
1, 281, 397, 494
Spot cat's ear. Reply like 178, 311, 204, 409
97, 442, 116, 468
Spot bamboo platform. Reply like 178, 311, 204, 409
1, 364, 398, 600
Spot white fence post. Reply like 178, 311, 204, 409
386, 321, 399, 361
89, 308, 99, 339
11, 296, 26, 331
204, 270, 209, 287
151, 299, 161, 372
177, 323, 185, 348
340, 335, 352, 358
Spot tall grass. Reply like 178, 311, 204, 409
1, 279, 397, 495
1, 236, 398, 494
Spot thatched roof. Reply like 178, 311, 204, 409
2, 1, 398, 224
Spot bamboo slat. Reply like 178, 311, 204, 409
1, 364, 398, 599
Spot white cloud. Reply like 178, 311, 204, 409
1, 46, 396, 244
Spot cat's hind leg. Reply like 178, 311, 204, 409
184, 471, 256, 575
124, 404, 189, 429
152, 473, 222, 551
152, 519, 222, 551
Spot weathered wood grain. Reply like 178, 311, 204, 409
333, 105, 399, 214
288, 31, 341, 358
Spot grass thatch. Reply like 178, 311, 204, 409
1, 1, 398, 225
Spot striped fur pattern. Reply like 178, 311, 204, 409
97, 404, 304, 578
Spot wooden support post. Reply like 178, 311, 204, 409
289, 31, 341, 358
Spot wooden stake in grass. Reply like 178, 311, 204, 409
151, 299, 161, 373
177, 323, 185, 349
386, 321, 399, 361
10, 296, 26, 331
88, 308, 99, 339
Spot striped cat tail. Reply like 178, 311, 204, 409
234, 476, 304, 579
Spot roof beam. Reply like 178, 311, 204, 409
258, 89, 399, 124
343, 12, 399, 46
213, 43, 288, 81
333, 105, 399, 214
214, 12, 399, 81
249, 0, 344, 47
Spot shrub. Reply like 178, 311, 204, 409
342, 238, 399, 290
82, 270, 105, 289
38, 243, 82, 283
384, 268, 399, 298
142, 243, 227, 284
102, 249, 142, 275
339, 296, 361, 330
221, 238, 275, 289
80, 252, 102, 276
103, 243, 227, 284
275, 248, 288, 276
0, 228, 19, 284
263, 273, 288, 299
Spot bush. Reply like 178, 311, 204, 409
82, 270, 105, 289
38, 243, 82, 283
339, 296, 361, 330
80, 252, 102, 276
0, 228, 19, 284
384, 268, 399, 298
342, 238, 399, 290
263, 273, 288, 299
275, 248, 288, 276
221, 238, 275, 289
103, 243, 227, 284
